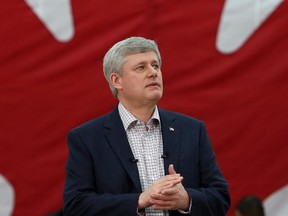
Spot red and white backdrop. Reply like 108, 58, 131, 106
1, 0, 288, 215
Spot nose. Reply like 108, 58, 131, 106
147, 65, 158, 77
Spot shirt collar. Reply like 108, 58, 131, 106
118, 103, 160, 130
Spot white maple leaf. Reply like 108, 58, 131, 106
24, 0, 74, 42
216, 0, 284, 54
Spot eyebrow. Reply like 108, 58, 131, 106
136, 59, 159, 65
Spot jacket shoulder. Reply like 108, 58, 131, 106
69, 108, 118, 134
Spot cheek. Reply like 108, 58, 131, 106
158, 72, 163, 81
123, 79, 142, 92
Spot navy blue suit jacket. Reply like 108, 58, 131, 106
64, 107, 230, 215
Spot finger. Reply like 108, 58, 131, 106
151, 192, 176, 201
161, 178, 183, 189
150, 196, 174, 208
161, 187, 178, 195
152, 201, 177, 210
156, 174, 182, 186
168, 164, 177, 174
149, 181, 175, 195
152, 204, 172, 210
154, 180, 180, 193
155, 178, 180, 187
158, 173, 179, 182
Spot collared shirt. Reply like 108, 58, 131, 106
118, 103, 168, 216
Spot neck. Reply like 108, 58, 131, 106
120, 101, 156, 124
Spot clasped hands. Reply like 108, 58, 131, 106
138, 164, 190, 211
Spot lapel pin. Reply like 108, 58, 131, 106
169, 127, 174, 131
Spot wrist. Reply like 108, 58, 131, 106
181, 190, 190, 210
138, 192, 149, 209
178, 191, 192, 214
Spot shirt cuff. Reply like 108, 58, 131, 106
137, 208, 145, 216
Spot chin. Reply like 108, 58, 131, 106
150, 94, 162, 102
145, 90, 163, 102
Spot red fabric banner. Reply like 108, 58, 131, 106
1, 1, 288, 215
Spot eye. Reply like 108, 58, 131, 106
152, 64, 159, 70
136, 65, 145, 71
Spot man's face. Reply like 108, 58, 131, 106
114, 51, 163, 106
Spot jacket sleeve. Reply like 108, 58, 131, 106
171, 121, 230, 216
63, 130, 140, 216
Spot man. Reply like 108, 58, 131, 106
63, 36, 230, 215
235, 195, 265, 216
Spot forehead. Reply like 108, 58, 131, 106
123, 51, 159, 65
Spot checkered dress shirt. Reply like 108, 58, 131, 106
118, 103, 168, 216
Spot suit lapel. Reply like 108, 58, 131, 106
103, 108, 142, 192
159, 110, 181, 175
102, 108, 181, 191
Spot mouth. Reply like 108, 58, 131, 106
146, 81, 160, 88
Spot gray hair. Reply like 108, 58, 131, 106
103, 36, 162, 98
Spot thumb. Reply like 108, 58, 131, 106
168, 164, 177, 174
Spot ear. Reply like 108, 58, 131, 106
110, 73, 122, 90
